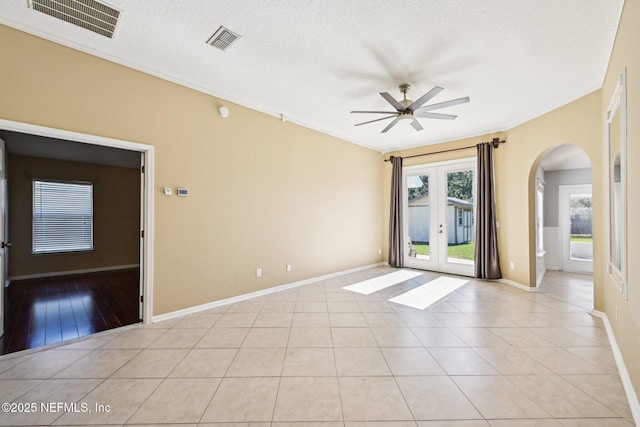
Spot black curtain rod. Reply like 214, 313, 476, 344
384, 137, 505, 162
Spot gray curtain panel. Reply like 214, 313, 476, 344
475, 142, 502, 279
389, 155, 404, 267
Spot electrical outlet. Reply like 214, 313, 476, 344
256, 268, 262, 278
378, 248, 382, 255
286, 264, 292, 272
510, 262, 515, 270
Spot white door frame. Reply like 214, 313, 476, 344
0, 137, 6, 338
403, 157, 476, 276
403, 165, 437, 271
559, 184, 593, 274
0, 119, 155, 323
139, 152, 146, 320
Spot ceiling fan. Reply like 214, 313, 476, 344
351, 83, 470, 133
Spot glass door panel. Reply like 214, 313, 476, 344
407, 174, 430, 260
405, 171, 437, 271
444, 168, 475, 266
403, 160, 475, 277
569, 193, 593, 261
560, 184, 593, 273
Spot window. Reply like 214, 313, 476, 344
458, 209, 463, 226
33, 180, 94, 254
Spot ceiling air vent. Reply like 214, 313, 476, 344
28, 0, 121, 39
206, 26, 241, 51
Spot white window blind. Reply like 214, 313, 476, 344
33, 180, 94, 254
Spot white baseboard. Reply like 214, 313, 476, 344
591, 310, 640, 425
8, 264, 140, 284
152, 262, 386, 323
495, 278, 539, 292
536, 268, 546, 287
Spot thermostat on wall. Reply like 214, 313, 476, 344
177, 187, 189, 197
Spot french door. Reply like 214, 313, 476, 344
560, 184, 593, 274
403, 159, 476, 276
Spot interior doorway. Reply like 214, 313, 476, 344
403, 158, 476, 276
532, 144, 593, 306
0, 119, 154, 354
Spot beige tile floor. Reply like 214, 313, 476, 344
0, 267, 635, 426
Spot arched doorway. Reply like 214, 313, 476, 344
530, 144, 594, 310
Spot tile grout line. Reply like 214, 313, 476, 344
3, 268, 632, 425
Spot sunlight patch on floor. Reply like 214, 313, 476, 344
342, 270, 423, 295
388, 276, 468, 310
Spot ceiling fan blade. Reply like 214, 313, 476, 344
416, 96, 470, 112
381, 117, 400, 133
407, 86, 443, 111
413, 111, 457, 120
379, 92, 405, 111
410, 118, 424, 131
354, 115, 398, 126
351, 110, 399, 114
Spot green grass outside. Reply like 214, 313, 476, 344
412, 242, 430, 256
570, 235, 593, 243
411, 241, 475, 260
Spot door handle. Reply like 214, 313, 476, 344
1, 241, 12, 249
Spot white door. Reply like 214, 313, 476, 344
0, 138, 7, 338
560, 184, 593, 273
403, 159, 476, 276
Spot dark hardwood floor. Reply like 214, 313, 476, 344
1, 269, 140, 355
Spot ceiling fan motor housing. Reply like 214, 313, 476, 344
350, 82, 470, 132
399, 83, 414, 112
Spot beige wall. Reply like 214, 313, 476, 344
383, 91, 601, 286
382, 1, 640, 399
508, 90, 602, 288
383, 86, 601, 287
2, 6, 637, 402
600, 0, 640, 400
7, 154, 141, 278
0, 25, 383, 315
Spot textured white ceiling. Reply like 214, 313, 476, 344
0, 0, 624, 153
